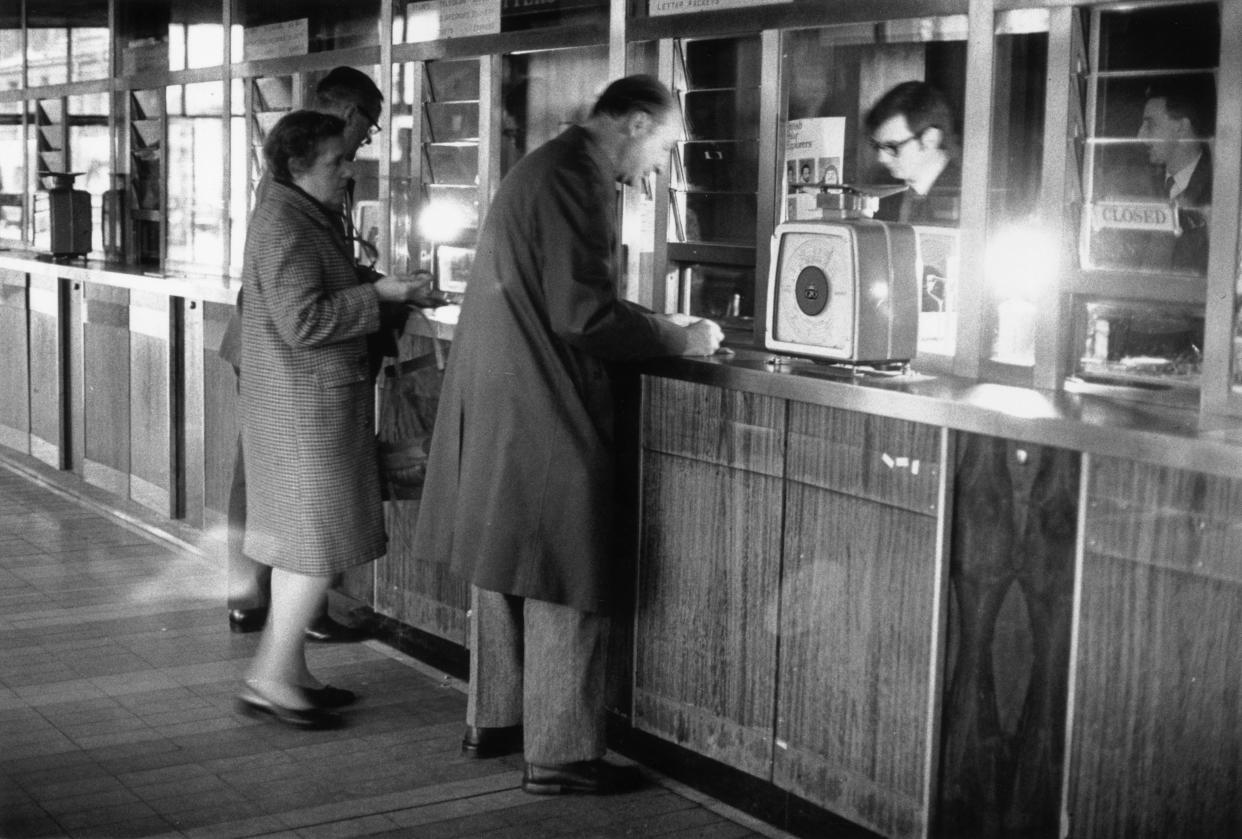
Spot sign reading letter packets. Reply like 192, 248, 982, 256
649, 0, 790, 15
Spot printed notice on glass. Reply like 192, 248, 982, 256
406, 0, 501, 42
649, 0, 790, 16
783, 117, 846, 221
243, 19, 308, 61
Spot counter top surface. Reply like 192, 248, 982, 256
644, 348, 1242, 477
0, 250, 242, 304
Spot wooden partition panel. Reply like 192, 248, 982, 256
201, 301, 238, 532
939, 434, 1078, 839
27, 275, 64, 468
775, 404, 945, 839
1070, 457, 1242, 838
370, 332, 465, 644
83, 284, 131, 495
635, 377, 785, 779
128, 290, 172, 515
0, 269, 29, 453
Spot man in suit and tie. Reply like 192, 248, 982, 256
1137, 77, 1215, 274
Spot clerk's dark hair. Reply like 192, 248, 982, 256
263, 110, 347, 182
591, 74, 673, 120
865, 80, 960, 157
316, 66, 384, 122
1145, 76, 1216, 138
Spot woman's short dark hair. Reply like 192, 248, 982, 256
590, 74, 673, 120
263, 110, 347, 182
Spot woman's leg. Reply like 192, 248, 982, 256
245, 567, 333, 709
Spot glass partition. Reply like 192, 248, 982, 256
1069, 3, 1219, 393
166, 83, 226, 273
783, 17, 968, 359
984, 10, 1049, 367
1079, 3, 1218, 280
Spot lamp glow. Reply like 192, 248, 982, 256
984, 226, 1056, 302
418, 200, 469, 244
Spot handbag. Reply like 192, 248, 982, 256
376, 313, 446, 501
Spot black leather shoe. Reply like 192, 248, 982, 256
228, 608, 268, 633
304, 684, 358, 709
304, 615, 368, 643
235, 688, 342, 730
461, 724, 523, 759
521, 760, 643, 796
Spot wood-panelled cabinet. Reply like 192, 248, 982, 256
1072, 457, 1242, 838
636, 377, 947, 839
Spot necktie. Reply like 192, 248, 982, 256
1164, 175, 1177, 199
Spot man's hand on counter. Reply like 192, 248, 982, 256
670, 315, 727, 357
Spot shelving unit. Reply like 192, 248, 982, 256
667, 36, 761, 323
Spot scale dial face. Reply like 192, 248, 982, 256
772, 227, 856, 353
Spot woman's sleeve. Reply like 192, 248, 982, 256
251, 221, 381, 349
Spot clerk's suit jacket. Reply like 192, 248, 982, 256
1169, 149, 1212, 274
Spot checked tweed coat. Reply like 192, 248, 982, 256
239, 178, 386, 574
413, 124, 688, 613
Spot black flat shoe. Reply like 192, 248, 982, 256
304, 615, 368, 643
521, 759, 643, 796
304, 684, 358, 709
235, 688, 342, 730
461, 724, 523, 759
228, 608, 268, 633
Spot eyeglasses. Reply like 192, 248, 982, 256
869, 132, 921, 156
357, 109, 381, 146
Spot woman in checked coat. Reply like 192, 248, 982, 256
236, 110, 420, 728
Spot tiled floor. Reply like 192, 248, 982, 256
0, 462, 788, 839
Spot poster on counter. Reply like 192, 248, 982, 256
649, 0, 790, 15
406, 0, 501, 42
783, 117, 846, 221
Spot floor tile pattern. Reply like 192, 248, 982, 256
0, 464, 784, 839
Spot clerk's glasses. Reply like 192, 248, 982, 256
869, 131, 922, 157
357, 109, 381, 146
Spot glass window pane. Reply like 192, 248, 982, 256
0, 102, 24, 242
68, 94, 111, 258
0, 10, 20, 92
1078, 4, 1218, 279
166, 83, 226, 273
